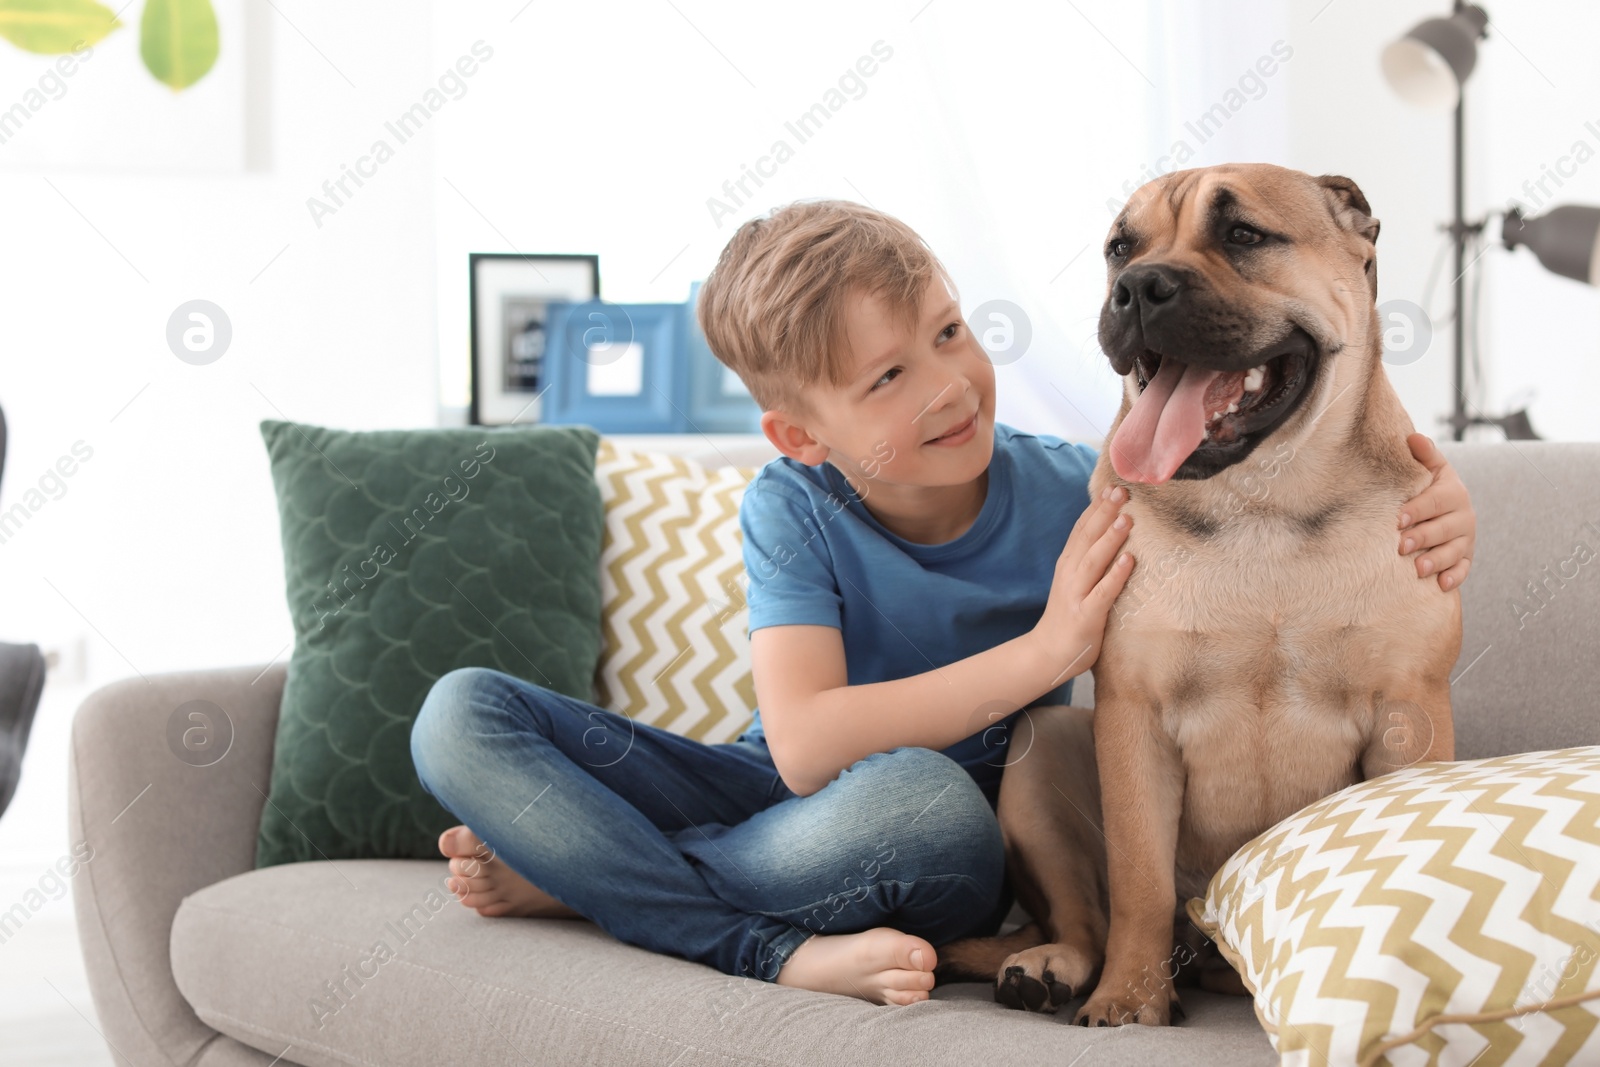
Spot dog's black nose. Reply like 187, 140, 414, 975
1111, 264, 1185, 319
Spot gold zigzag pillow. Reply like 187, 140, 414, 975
591, 439, 760, 742
1191, 747, 1600, 1067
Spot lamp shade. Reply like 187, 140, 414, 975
1502, 205, 1600, 287
1380, 5, 1489, 110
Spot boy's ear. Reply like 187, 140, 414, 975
761, 409, 831, 466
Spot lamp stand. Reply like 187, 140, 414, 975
1450, 91, 1468, 441
1438, 4, 1540, 441
1383, 2, 1541, 439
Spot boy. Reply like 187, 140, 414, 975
411, 199, 1476, 1007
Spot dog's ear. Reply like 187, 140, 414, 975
1318, 174, 1380, 296
1317, 174, 1381, 245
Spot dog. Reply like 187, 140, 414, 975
934, 164, 1461, 1027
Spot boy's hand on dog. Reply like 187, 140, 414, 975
1397, 433, 1476, 593
1031, 485, 1135, 681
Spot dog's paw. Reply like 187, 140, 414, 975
993, 942, 1097, 1014
1073, 985, 1183, 1027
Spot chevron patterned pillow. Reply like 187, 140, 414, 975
1190, 747, 1600, 1067
590, 439, 760, 741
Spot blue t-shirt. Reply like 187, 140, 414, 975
738, 422, 1101, 806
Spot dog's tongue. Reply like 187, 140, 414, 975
1110, 357, 1224, 484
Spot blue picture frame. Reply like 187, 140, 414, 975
684, 281, 762, 433
538, 286, 764, 434
539, 300, 686, 433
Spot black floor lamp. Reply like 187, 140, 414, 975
1381, 3, 1600, 442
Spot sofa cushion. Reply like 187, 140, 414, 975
1191, 746, 1600, 1066
255, 420, 604, 868
1436, 441, 1600, 760
170, 859, 1278, 1067
592, 438, 760, 741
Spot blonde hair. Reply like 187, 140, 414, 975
697, 199, 949, 414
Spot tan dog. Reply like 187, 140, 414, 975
935, 164, 1461, 1027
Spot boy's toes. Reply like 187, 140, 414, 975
438, 824, 483, 858
447, 871, 493, 896
454, 884, 505, 911
885, 969, 935, 993
897, 936, 937, 974
450, 855, 493, 880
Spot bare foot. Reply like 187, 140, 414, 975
437, 825, 583, 919
776, 928, 939, 1006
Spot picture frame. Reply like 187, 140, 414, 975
468, 253, 600, 426
538, 301, 687, 433
684, 280, 761, 433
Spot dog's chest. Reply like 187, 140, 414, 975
1095, 497, 1445, 879
1099, 495, 1441, 729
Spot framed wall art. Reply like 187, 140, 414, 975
468, 253, 599, 426
0, 0, 266, 173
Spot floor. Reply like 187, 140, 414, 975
1, 677, 119, 1067
0, 908, 118, 1067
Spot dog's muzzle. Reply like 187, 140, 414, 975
1103, 266, 1319, 484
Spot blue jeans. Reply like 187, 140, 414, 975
409, 667, 1015, 982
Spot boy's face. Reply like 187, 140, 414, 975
762, 272, 997, 493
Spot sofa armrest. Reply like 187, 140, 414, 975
69, 662, 287, 1067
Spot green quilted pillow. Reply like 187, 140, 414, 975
255, 419, 603, 868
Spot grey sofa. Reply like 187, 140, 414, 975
69, 441, 1600, 1067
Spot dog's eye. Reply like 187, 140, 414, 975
1227, 225, 1264, 246
1108, 239, 1131, 259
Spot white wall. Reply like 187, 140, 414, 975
0, 1, 444, 670
0, 1, 441, 869
430, 0, 1158, 441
